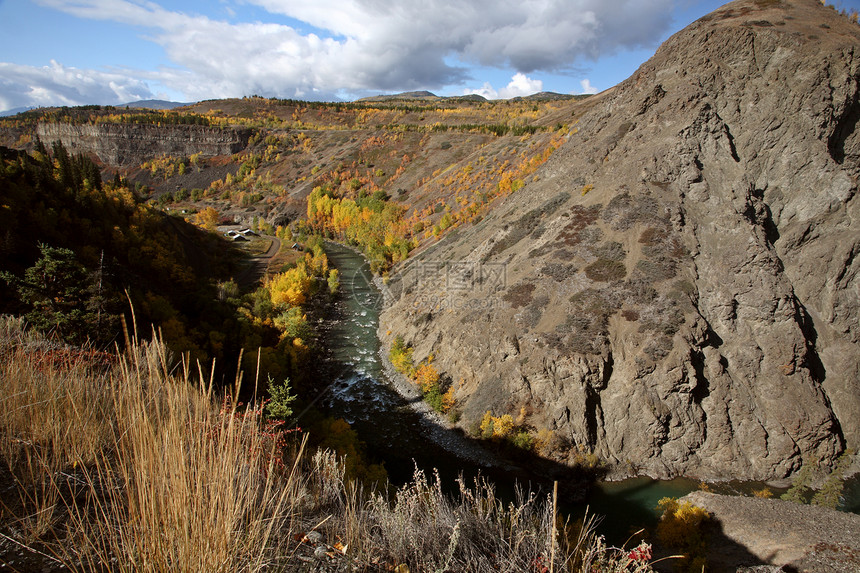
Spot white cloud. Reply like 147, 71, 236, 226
466, 73, 544, 100
464, 82, 499, 100
0, 60, 156, 111
500, 73, 543, 98
4, 0, 675, 110
247, 0, 675, 72
578, 78, 599, 95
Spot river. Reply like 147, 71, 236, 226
314, 242, 517, 488
316, 241, 859, 541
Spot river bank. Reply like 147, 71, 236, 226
376, 345, 517, 471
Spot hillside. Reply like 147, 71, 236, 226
0, 143, 249, 359
379, 0, 860, 481
0, 93, 590, 271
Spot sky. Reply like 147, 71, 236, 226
0, 0, 857, 113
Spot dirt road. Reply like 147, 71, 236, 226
236, 235, 281, 289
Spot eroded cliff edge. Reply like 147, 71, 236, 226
34, 122, 250, 165
379, 0, 860, 480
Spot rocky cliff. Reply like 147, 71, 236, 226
379, 0, 860, 481
35, 122, 250, 165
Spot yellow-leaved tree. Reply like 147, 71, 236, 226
268, 265, 313, 307
656, 497, 710, 572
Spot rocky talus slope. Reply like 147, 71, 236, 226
380, 0, 860, 480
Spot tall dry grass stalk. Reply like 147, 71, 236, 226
0, 316, 113, 472
1, 317, 306, 571
64, 343, 306, 572
0, 316, 113, 547
0, 316, 658, 572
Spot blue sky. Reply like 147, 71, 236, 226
0, 0, 856, 112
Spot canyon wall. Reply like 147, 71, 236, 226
35, 122, 250, 165
380, 0, 860, 480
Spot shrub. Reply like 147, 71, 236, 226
269, 264, 314, 307
812, 450, 854, 508
439, 211, 454, 230
414, 362, 440, 394
540, 263, 577, 282
389, 335, 415, 376
592, 241, 626, 262
480, 411, 516, 440
442, 387, 457, 414
480, 411, 496, 439
423, 384, 445, 412
556, 205, 602, 247
265, 376, 296, 420
570, 445, 604, 469
510, 431, 534, 451
781, 462, 813, 504
274, 306, 311, 341
584, 259, 626, 282
534, 429, 565, 457
327, 268, 340, 294
656, 497, 710, 572
502, 282, 536, 308
621, 309, 640, 321
783, 450, 856, 509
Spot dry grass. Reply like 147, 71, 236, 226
62, 366, 304, 571
0, 315, 657, 572
1, 316, 301, 571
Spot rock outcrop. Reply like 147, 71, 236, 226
379, 0, 860, 480
681, 491, 860, 572
35, 122, 250, 165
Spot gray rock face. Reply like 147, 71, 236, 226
35, 122, 250, 165
380, 0, 860, 480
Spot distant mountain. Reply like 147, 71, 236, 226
455, 94, 488, 102
0, 106, 36, 117
357, 90, 582, 104
358, 91, 439, 102
120, 99, 193, 110
512, 92, 584, 102
0, 100, 191, 118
